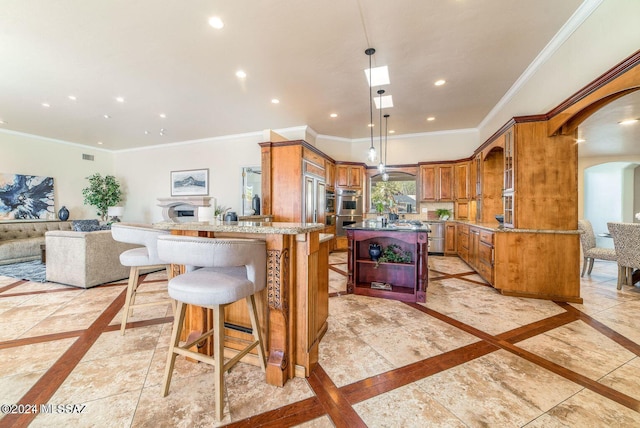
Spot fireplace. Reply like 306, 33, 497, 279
157, 196, 215, 222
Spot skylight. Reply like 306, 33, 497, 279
364, 65, 390, 87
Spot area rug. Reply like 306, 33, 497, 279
0, 260, 46, 282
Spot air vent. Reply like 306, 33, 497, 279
82, 154, 94, 161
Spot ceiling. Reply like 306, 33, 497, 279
578, 90, 640, 158
1, 0, 618, 153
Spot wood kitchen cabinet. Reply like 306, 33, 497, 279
456, 223, 469, 263
476, 229, 494, 285
503, 128, 515, 228
420, 163, 453, 202
336, 164, 363, 189
444, 222, 457, 254
260, 140, 327, 224
454, 161, 470, 220
325, 160, 335, 190
457, 224, 494, 285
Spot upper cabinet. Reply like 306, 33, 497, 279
336, 164, 364, 189
454, 161, 470, 219
419, 164, 453, 202
325, 160, 335, 190
454, 162, 470, 200
502, 128, 515, 228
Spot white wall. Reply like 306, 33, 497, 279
0, 130, 115, 220
113, 133, 266, 223
582, 161, 639, 248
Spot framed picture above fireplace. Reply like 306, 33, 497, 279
170, 168, 209, 196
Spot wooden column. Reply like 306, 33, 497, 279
264, 233, 294, 386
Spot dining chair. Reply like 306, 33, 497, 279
607, 222, 640, 289
577, 219, 617, 277
111, 223, 173, 334
157, 235, 267, 421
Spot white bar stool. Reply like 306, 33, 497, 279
111, 223, 173, 334
157, 235, 267, 421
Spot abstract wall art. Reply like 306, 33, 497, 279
0, 173, 55, 220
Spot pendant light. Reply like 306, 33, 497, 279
365, 48, 377, 162
377, 89, 385, 173
382, 114, 390, 182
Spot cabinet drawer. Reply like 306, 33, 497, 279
480, 230, 494, 245
478, 242, 493, 264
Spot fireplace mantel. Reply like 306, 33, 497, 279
157, 196, 214, 222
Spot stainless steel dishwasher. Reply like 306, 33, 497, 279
426, 222, 445, 254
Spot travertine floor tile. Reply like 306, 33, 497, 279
416, 350, 583, 427
524, 388, 640, 427
354, 383, 466, 427
50, 349, 155, 403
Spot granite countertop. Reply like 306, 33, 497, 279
453, 220, 581, 234
344, 221, 431, 233
153, 220, 326, 235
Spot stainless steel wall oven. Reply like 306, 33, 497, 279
336, 189, 363, 235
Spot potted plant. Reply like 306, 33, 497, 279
82, 173, 123, 222
435, 208, 451, 220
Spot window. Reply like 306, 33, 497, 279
370, 172, 417, 213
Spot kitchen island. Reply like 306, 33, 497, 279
345, 222, 429, 303
153, 220, 329, 387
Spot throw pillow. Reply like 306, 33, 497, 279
71, 219, 106, 232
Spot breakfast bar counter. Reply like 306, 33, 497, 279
154, 220, 329, 387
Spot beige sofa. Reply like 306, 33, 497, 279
0, 221, 73, 265
45, 229, 143, 288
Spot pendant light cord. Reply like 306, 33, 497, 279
368, 51, 374, 153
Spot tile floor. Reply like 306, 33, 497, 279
1, 253, 639, 427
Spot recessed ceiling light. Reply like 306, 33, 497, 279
235, 70, 247, 79
115, 96, 125, 103
271, 98, 280, 104
364, 65, 390, 87
374, 95, 394, 109
208, 16, 224, 29
68, 95, 77, 101
389, 130, 395, 134
427, 116, 435, 121
330, 113, 338, 118
97, 141, 103, 145
41, 102, 50, 108
434, 79, 446, 86
103, 114, 111, 119
368, 123, 375, 128
159, 113, 166, 118
144, 131, 149, 135
619, 118, 638, 125
0, 120, 6, 125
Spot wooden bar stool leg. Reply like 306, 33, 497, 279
213, 304, 225, 421
120, 266, 140, 335
162, 300, 186, 397
247, 295, 266, 370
